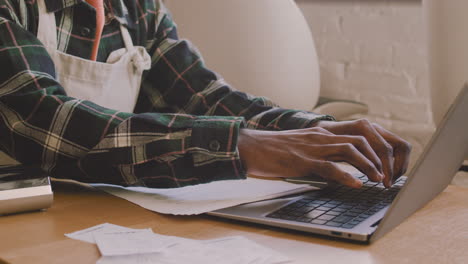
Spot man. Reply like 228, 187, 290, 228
0, 0, 411, 189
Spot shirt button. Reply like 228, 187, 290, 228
208, 140, 221, 151
80, 27, 91, 37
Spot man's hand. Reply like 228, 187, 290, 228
237, 119, 411, 188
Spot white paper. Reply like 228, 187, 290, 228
65, 223, 139, 244
96, 253, 162, 264
97, 235, 291, 264
161, 236, 292, 264
94, 229, 175, 256
66, 224, 292, 264
91, 178, 316, 215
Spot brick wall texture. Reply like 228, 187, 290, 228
296, 0, 433, 167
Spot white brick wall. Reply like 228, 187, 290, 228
296, 0, 434, 167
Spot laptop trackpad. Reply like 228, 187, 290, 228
211, 196, 300, 217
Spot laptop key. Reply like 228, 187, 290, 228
306, 209, 326, 219
310, 202, 326, 207
356, 205, 369, 210
317, 214, 336, 221
375, 204, 387, 209
330, 207, 347, 213
326, 211, 341, 216
325, 221, 342, 227
342, 223, 357, 229
316, 206, 331, 211
356, 216, 368, 221
359, 213, 372, 218
297, 217, 312, 223
290, 211, 304, 217
343, 212, 360, 217
333, 216, 353, 223
349, 219, 362, 225
310, 219, 327, 225
294, 207, 314, 214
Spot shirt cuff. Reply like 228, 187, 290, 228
277, 111, 336, 130
190, 116, 247, 183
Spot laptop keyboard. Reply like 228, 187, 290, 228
266, 175, 406, 229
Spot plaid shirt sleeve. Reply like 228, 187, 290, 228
0, 0, 333, 188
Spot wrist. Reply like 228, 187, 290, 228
238, 129, 265, 172
237, 129, 251, 170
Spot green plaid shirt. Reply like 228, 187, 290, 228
0, 0, 333, 188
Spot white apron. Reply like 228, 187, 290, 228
36, 0, 151, 113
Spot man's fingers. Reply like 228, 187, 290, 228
301, 132, 384, 176
314, 119, 395, 186
293, 127, 386, 183
372, 123, 412, 182
306, 127, 386, 183
375, 140, 395, 188
330, 135, 383, 174
346, 119, 395, 187
311, 160, 362, 188
318, 143, 384, 182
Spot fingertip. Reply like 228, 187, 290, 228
341, 172, 362, 188
352, 178, 363, 188
376, 172, 385, 182
338, 173, 362, 188
383, 177, 393, 188
383, 167, 394, 187
380, 171, 386, 181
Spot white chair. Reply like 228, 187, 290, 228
166, 0, 367, 119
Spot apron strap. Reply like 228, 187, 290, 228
38, 0, 135, 53
120, 25, 135, 51
37, 0, 58, 49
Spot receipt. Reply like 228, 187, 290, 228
94, 229, 176, 256
65, 223, 139, 244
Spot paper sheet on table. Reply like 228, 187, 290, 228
66, 223, 292, 264
65, 223, 141, 244
91, 178, 316, 215
96, 235, 291, 264
94, 229, 177, 256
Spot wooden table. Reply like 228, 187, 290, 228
1, 180, 467, 264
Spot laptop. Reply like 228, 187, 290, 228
209, 84, 468, 243
0, 165, 53, 215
